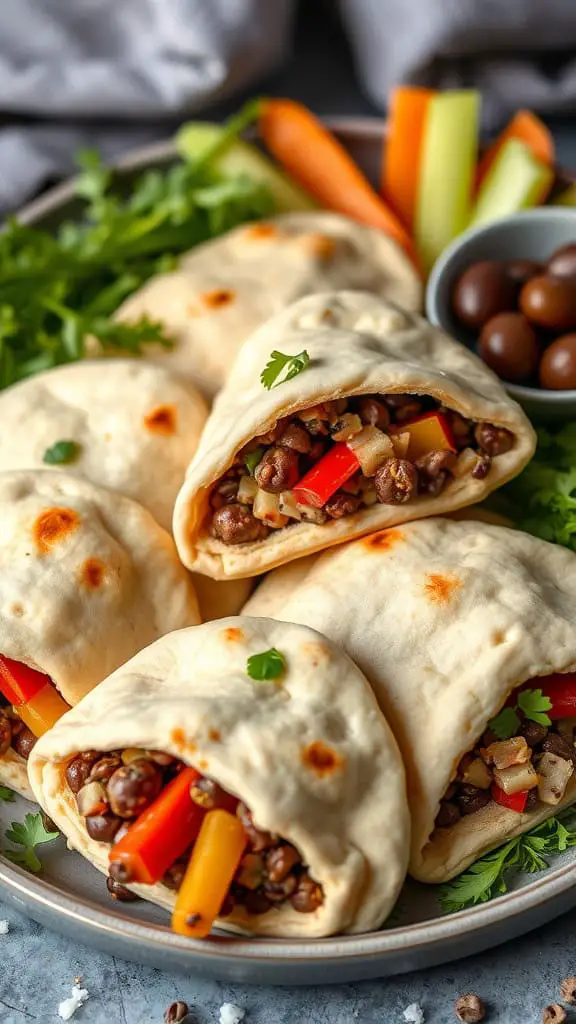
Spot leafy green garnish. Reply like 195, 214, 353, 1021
247, 648, 285, 681
489, 688, 552, 740
0, 785, 15, 803
439, 814, 576, 912
0, 101, 273, 391
500, 424, 576, 549
245, 446, 265, 476
3, 812, 59, 873
43, 439, 82, 465
260, 350, 310, 390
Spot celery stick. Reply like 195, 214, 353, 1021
415, 91, 480, 272
552, 183, 576, 207
176, 122, 318, 213
469, 139, 554, 228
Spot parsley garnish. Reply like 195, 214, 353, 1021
0, 101, 272, 392
43, 439, 81, 465
438, 814, 576, 913
0, 785, 15, 803
3, 812, 59, 873
489, 688, 552, 740
260, 350, 310, 390
247, 648, 285, 681
245, 446, 265, 476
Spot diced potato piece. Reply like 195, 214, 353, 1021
454, 447, 482, 479
237, 476, 258, 504
331, 413, 363, 442
537, 752, 574, 805
347, 426, 394, 476
279, 491, 302, 520
415, 90, 480, 271
493, 762, 538, 795
470, 139, 554, 229
391, 431, 411, 458
253, 490, 289, 529
461, 757, 492, 789
483, 736, 531, 769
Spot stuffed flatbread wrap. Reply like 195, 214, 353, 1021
244, 517, 576, 882
174, 291, 535, 579
0, 470, 199, 799
29, 616, 409, 938
114, 211, 422, 399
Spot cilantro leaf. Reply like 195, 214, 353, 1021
43, 439, 81, 466
245, 446, 265, 476
260, 350, 310, 390
517, 688, 552, 727
488, 706, 520, 741
0, 785, 15, 803
3, 812, 59, 873
438, 813, 576, 913
247, 648, 285, 681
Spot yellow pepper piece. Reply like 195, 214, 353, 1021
17, 685, 70, 737
398, 413, 457, 461
172, 808, 247, 939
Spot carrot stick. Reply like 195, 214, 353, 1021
259, 98, 420, 270
476, 110, 555, 188
381, 87, 436, 231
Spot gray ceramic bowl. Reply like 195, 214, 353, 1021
426, 207, 576, 420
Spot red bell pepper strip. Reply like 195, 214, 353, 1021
109, 766, 206, 885
292, 443, 360, 508
522, 673, 576, 720
0, 655, 69, 737
491, 783, 529, 814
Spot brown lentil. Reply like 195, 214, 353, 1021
474, 423, 514, 457
0, 713, 12, 756
560, 977, 576, 1004
254, 446, 300, 493
65, 752, 99, 794
455, 993, 486, 1022
211, 504, 269, 545
324, 491, 361, 518
290, 873, 324, 913
106, 759, 163, 818
543, 1005, 567, 1024
11, 726, 37, 760
164, 1002, 189, 1024
374, 458, 418, 504
106, 875, 140, 902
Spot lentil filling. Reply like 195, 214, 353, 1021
434, 677, 576, 836
207, 393, 514, 545
66, 747, 325, 917
0, 697, 37, 762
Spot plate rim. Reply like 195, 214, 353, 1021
4, 114, 576, 976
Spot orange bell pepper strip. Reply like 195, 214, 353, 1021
109, 766, 205, 885
476, 110, 555, 189
0, 655, 69, 736
259, 99, 420, 270
381, 86, 436, 231
172, 809, 247, 938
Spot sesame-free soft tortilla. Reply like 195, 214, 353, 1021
0, 470, 199, 799
0, 359, 252, 622
114, 212, 422, 400
29, 616, 409, 938
173, 291, 536, 580
244, 518, 576, 882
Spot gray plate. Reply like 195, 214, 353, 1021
2, 118, 576, 984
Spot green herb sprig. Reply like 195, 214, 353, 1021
3, 812, 59, 873
43, 439, 82, 465
247, 648, 285, 681
245, 446, 265, 476
439, 814, 576, 912
489, 688, 552, 740
500, 424, 576, 548
0, 101, 271, 391
261, 350, 310, 390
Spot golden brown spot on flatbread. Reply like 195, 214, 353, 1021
423, 573, 461, 605
244, 223, 278, 240
198, 759, 208, 771
222, 627, 244, 644
208, 728, 221, 743
364, 528, 404, 552
10, 603, 24, 618
143, 404, 176, 436
80, 558, 106, 590
302, 741, 344, 778
301, 641, 331, 669
171, 728, 186, 751
202, 288, 235, 310
307, 234, 336, 259
492, 630, 505, 646
34, 507, 80, 555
